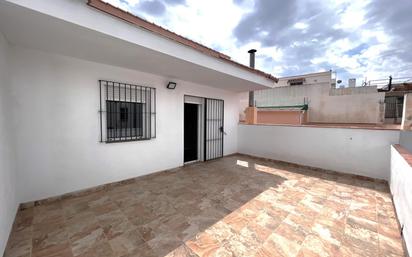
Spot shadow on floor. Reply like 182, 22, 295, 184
4, 154, 403, 257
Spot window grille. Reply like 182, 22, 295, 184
99, 80, 156, 143
384, 96, 403, 120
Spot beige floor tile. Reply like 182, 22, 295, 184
3, 155, 405, 257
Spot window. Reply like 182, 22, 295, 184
99, 80, 156, 143
288, 78, 305, 86
106, 101, 143, 139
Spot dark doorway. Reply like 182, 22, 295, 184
184, 103, 198, 162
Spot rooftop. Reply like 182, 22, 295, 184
4, 155, 405, 257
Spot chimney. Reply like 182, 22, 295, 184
248, 49, 257, 107
248, 49, 257, 68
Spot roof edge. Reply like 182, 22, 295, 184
279, 70, 332, 80
87, 0, 278, 83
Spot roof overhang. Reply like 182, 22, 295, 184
0, 0, 275, 92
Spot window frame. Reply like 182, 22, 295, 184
99, 80, 156, 143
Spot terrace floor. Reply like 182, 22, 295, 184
4, 154, 405, 257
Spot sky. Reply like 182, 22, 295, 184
104, 0, 412, 86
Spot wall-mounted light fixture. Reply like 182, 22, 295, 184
166, 81, 177, 89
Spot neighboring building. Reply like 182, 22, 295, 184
273, 70, 335, 88
348, 78, 356, 88
240, 70, 387, 124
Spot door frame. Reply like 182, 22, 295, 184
183, 95, 224, 163
184, 95, 205, 164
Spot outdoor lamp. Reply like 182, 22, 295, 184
167, 81, 177, 89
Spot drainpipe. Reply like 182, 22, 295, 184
248, 49, 257, 107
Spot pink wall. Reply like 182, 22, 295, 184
257, 110, 307, 125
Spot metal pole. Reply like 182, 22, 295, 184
248, 49, 257, 107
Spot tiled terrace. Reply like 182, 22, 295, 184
4, 155, 405, 257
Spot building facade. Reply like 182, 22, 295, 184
240, 71, 386, 124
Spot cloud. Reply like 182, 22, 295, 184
233, 0, 352, 77
232, 0, 412, 82
234, 1, 348, 47
366, 0, 412, 64
164, 0, 186, 5
344, 43, 369, 56
104, 0, 186, 16
138, 0, 166, 15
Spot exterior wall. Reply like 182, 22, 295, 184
8, 46, 239, 203
399, 130, 412, 152
273, 71, 332, 88
0, 32, 18, 255
238, 124, 400, 180
317, 88, 384, 124
329, 86, 380, 96
390, 145, 412, 255
401, 93, 412, 130
247, 73, 385, 124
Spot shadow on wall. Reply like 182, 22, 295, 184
400, 130, 412, 152
390, 144, 412, 256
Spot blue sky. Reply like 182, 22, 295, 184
105, 0, 412, 86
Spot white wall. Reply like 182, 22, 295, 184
238, 124, 400, 180
0, 32, 18, 255
272, 71, 332, 88
399, 130, 412, 153
8, 46, 239, 203
320, 87, 384, 124
390, 145, 412, 255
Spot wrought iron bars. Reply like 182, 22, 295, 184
204, 98, 224, 161
99, 80, 156, 143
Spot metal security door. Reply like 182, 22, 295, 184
384, 96, 404, 123
204, 98, 224, 160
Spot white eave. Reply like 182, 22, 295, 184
0, 0, 275, 92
